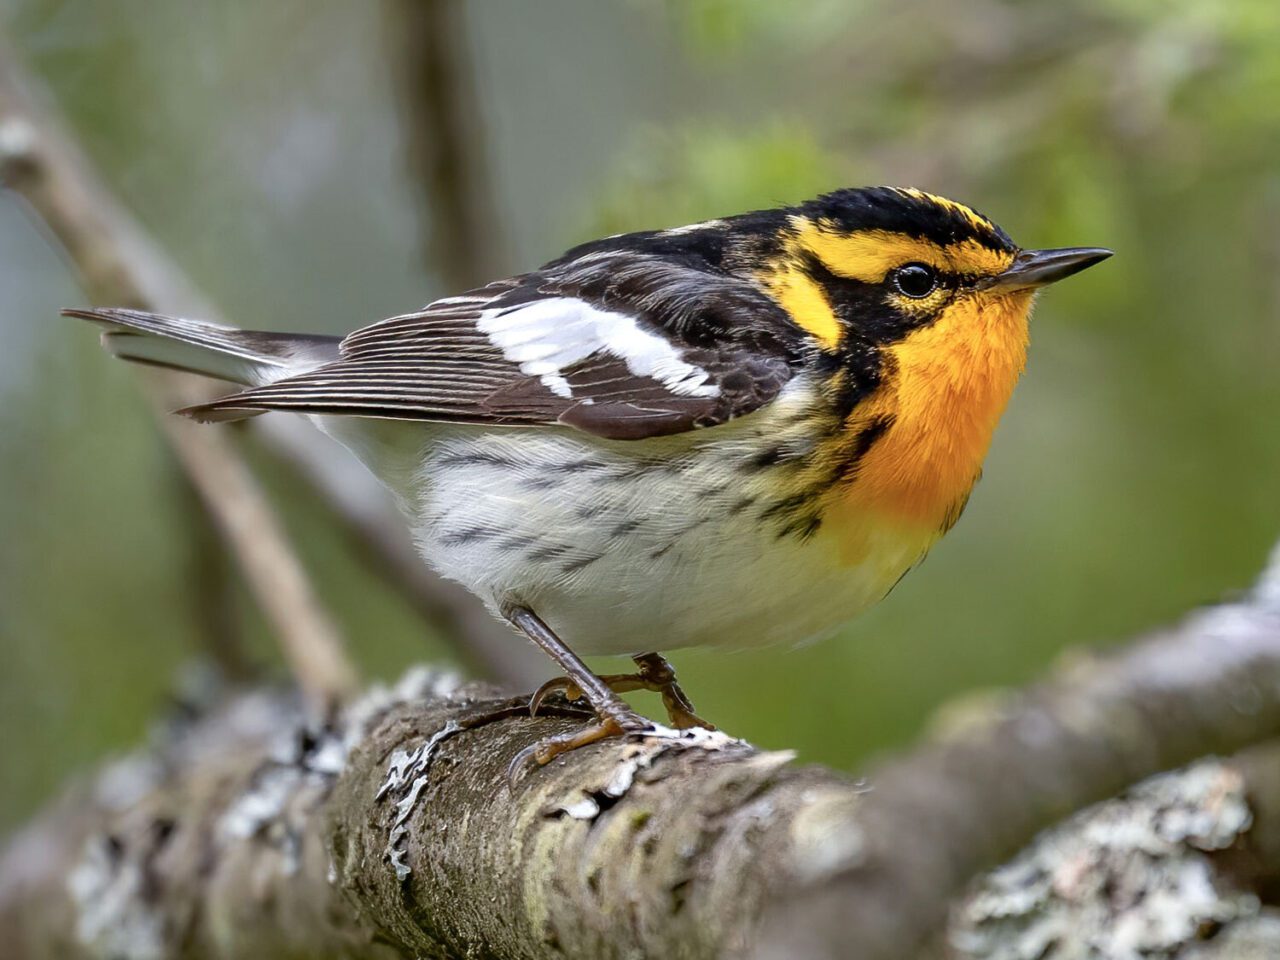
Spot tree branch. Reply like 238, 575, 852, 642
0, 37, 358, 710
0, 34, 542, 690
255, 418, 547, 686
384, 0, 503, 291
3, 546, 1279, 959
152, 395, 359, 709
752, 540, 1280, 959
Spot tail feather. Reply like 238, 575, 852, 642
62, 307, 342, 394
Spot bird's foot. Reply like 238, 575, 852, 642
501, 608, 712, 780
529, 651, 715, 732
507, 700, 652, 781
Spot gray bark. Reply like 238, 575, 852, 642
3, 538, 1280, 960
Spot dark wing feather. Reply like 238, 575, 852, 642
187, 238, 806, 440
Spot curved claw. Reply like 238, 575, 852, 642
506, 741, 544, 786
506, 711, 653, 786
530, 669, 714, 730
528, 676, 584, 718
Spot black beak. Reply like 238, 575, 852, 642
982, 247, 1113, 292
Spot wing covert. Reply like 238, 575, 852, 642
187, 245, 805, 439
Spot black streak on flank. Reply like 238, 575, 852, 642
498, 534, 537, 551
561, 553, 604, 574
575, 502, 608, 520
650, 541, 678, 560
650, 516, 711, 560
698, 480, 732, 500
759, 488, 825, 542
527, 543, 571, 562
758, 416, 894, 544
777, 514, 823, 542
551, 458, 609, 473
836, 415, 895, 481
749, 446, 788, 470
439, 525, 499, 547
759, 491, 818, 522
436, 450, 519, 468
610, 519, 644, 539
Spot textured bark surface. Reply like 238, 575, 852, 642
3, 654, 1280, 960
948, 751, 1280, 959
3, 543, 1280, 959
751, 556, 1280, 960
0, 669, 860, 960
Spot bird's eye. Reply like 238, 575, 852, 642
891, 263, 938, 299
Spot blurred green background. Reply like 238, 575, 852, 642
2, 0, 1278, 834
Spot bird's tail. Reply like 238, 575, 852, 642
62, 307, 342, 419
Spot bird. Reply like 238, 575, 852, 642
65, 185, 1111, 766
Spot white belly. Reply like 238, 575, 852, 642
316, 406, 931, 657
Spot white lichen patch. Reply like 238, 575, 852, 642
92, 753, 165, 813
222, 665, 465, 882
346, 666, 464, 757
368, 670, 472, 882
1183, 912, 1280, 958
68, 834, 167, 960
951, 760, 1258, 960
215, 738, 337, 877
377, 719, 466, 882
549, 726, 765, 821
363, 667, 495, 883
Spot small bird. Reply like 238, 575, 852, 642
66, 186, 1110, 765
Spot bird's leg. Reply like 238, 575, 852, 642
504, 605, 652, 771
633, 652, 715, 731
530, 650, 715, 732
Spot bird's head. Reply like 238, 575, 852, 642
756, 185, 1111, 355
752, 186, 1111, 531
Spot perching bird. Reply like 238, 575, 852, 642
66, 186, 1110, 765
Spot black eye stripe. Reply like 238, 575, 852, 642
798, 251, 934, 345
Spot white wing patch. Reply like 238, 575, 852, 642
662, 218, 726, 236
475, 298, 721, 401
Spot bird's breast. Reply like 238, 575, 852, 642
823, 290, 1032, 549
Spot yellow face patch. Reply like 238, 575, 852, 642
754, 266, 842, 348
788, 216, 1015, 284
756, 204, 1016, 351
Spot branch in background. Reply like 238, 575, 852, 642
385, 0, 504, 290
945, 747, 1280, 959
3, 550, 1280, 959
0, 35, 544, 690
150, 386, 359, 709
372, 0, 547, 683
751, 540, 1280, 960
173, 454, 254, 683
0, 37, 358, 711
256, 419, 547, 686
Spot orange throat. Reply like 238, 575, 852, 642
832, 289, 1034, 536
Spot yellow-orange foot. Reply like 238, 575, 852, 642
529, 651, 716, 732
507, 703, 653, 779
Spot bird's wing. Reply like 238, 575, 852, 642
185, 250, 806, 440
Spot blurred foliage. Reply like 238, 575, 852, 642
1, 0, 1277, 832
579, 123, 842, 235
